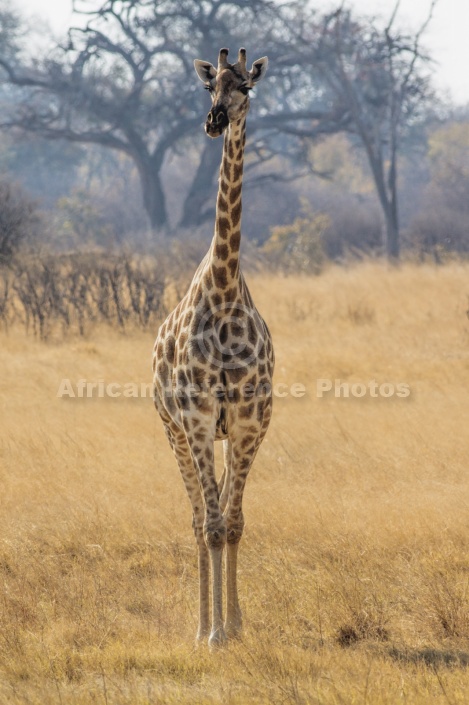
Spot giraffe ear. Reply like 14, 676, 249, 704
249, 57, 268, 83
194, 60, 217, 85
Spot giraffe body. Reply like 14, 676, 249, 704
153, 48, 273, 646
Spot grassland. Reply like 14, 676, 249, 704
1, 261, 469, 704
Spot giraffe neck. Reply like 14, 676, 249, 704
208, 118, 246, 288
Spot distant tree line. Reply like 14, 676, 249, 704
0, 0, 442, 261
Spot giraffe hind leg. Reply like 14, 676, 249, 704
184, 423, 228, 648
159, 411, 211, 643
219, 439, 232, 513
219, 439, 243, 639
223, 432, 266, 640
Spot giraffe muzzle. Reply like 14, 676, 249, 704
205, 107, 229, 137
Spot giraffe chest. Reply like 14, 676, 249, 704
172, 296, 268, 373
153, 270, 274, 437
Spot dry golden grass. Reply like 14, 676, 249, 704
1, 260, 469, 704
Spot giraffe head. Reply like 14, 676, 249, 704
194, 47, 268, 138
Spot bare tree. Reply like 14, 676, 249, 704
306, 2, 436, 259
0, 0, 349, 233
0, 2, 22, 63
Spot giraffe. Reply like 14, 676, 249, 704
152, 47, 274, 647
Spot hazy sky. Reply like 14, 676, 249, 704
16, 0, 469, 105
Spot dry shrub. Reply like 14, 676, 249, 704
262, 211, 329, 274
346, 300, 376, 325
408, 203, 469, 262
337, 614, 389, 647
1, 252, 170, 339
421, 564, 469, 639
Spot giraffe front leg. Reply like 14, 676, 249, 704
225, 504, 245, 638
225, 540, 243, 638
181, 478, 211, 644
219, 439, 232, 513
207, 537, 226, 648
192, 439, 227, 648
163, 418, 210, 643
204, 502, 227, 648
195, 530, 210, 642
224, 448, 256, 639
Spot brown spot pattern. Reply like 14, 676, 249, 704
217, 195, 229, 213
231, 201, 242, 227
239, 402, 255, 419
217, 217, 230, 239
230, 184, 241, 204
213, 265, 228, 288
233, 162, 243, 182
230, 232, 241, 251
215, 243, 229, 260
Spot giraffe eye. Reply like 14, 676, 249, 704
239, 85, 251, 96
204, 84, 214, 92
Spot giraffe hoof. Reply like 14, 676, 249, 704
208, 626, 227, 649
195, 628, 210, 645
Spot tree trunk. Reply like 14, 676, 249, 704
365, 149, 401, 261
384, 210, 400, 260
385, 137, 400, 260
137, 162, 168, 230
179, 139, 221, 228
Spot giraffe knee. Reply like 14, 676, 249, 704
204, 523, 227, 549
226, 517, 244, 544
